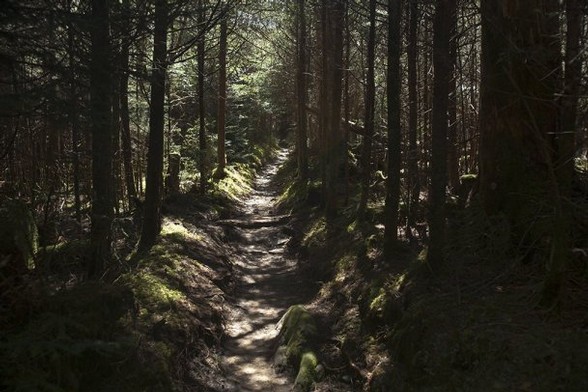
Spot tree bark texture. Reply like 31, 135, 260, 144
120, 0, 137, 209
479, 0, 564, 302
138, 0, 168, 253
427, 0, 455, 266
198, 0, 207, 192
216, 10, 227, 178
321, 0, 346, 220
296, 0, 308, 181
447, 4, 459, 191
384, 0, 402, 253
406, 0, 420, 239
67, 4, 82, 226
560, 0, 581, 197
358, 0, 377, 221
89, 0, 114, 278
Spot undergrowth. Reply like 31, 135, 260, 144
0, 145, 276, 391
275, 153, 588, 392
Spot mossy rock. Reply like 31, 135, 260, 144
293, 351, 319, 391
280, 305, 317, 359
276, 305, 321, 391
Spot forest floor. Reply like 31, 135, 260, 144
1, 149, 322, 391
5, 149, 585, 391
215, 149, 314, 391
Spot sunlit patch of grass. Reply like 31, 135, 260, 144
126, 272, 185, 314
392, 272, 406, 291
369, 287, 388, 314
302, 216, 327, 247
160, 219, 202, 243
216, 164, 254, 201
276, 178, 313, 210
335, 254, 355, 282
276, 181, 298, 206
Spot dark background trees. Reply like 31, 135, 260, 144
89, 0, 114, 278
1, 0, 588, 389
1, 0, 586, 309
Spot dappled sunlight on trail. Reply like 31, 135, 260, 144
219, 149, 307, 391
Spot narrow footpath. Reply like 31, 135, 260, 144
219, 149, 309, 391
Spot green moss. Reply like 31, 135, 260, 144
302, 217, 327, 248
0, 283, 172, 392
281, 305, 317, 361
215, 164, 254, 200
334, 254, 355, 281
369, 288, 388, 313
38, 239, 91, 274
277, 306, 320, 391
277, 178, 310, 209
277, 181, 298, 206
160, 220, 202, 243
121, 238, 188, 323
459, 174, 478, 183
294, 351, 319, 391
346, 220, 357, 233
126, 272, 185, 312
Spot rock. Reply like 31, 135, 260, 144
294, 351, 318, 391
274, 305, 321, 391
273, 345, 288, 370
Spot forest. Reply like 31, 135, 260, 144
1, 0, 587, 391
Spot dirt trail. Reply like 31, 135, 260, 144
219, 149, 308, 391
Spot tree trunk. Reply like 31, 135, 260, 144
329, 0, 345, 220
112, 53, 121, 215
68, 2, 81, 227
427, 0, 455, 266
165, 152, 180, 195
215, 9, 227, 178
447, 4, 459, 191
198, 0, 207, 192
559, 0, 581, 201
422, 22, 431, 187
343, 7, 351, 205
358, 0, 377, 221
479, 0, 564, 303
89, 0, 114, 278
406, 0, 420, 240
119, 0, 136, 209
296, 0, 308, 181
319, 3, 328, 204
323, 0, 346, 220
137, 0, 168, 253
384, 0, 402, 253
548, 0, 580, 303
